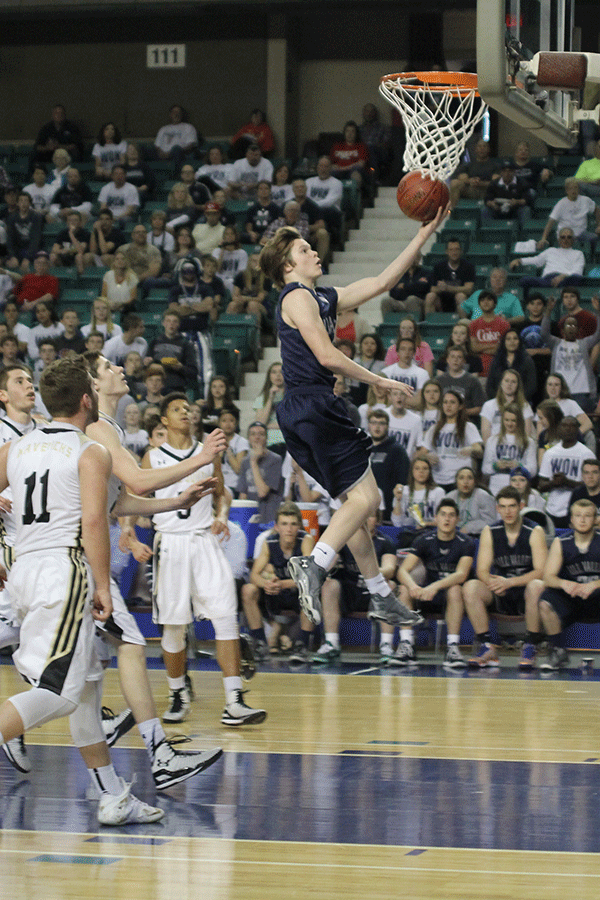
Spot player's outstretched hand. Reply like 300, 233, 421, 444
180, 477, 218, 508
418, 205, 449, 238
92, 588, 113, 622
0, 496, 12, 514
203, 428, 227, 460
376, 375, 413, 397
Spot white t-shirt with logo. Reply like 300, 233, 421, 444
539, 440, 595, 517
385, 408, 422, 459
421, 421, 482, 486
382, 362, 429, 393
480, 398, 534, 436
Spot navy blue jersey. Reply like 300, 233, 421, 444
557, 531, 600, 583
411, 530, 475, 583
489, 519, 537, 577
334, 532, 396, 587
265, 529, 306, 580
276, 282, 337, 390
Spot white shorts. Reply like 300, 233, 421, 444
153, 529, 237, 626
95, 576, 146, 662
8, 550, 102, 704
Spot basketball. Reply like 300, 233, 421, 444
396, 171, 449, 222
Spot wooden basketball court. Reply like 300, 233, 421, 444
2, 651, 600, 900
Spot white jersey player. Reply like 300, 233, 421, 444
82, 352, 225, 788
142, 391, 267, 726
0, 356, 163, 826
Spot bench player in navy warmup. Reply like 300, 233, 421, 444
259, 211, 445, 626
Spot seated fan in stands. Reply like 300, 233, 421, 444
379, 71, 487, 222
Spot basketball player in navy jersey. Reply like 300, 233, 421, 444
531, 498, 600, 670
397, 497, 474, 668
259, 212, 444, 626
463, 486, 547, 668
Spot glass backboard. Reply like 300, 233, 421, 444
477, 0, 578, 146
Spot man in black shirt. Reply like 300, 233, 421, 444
367, 409, 409, 522
292, 178, 331, 268
84, 209, 125, 269
54, 308, 86, 357
49, 168, 93, 223
33, 104, 83, 165
569, 458, 600, 525
398, 497, 474, 668
144, 309, 198, 393
49, 210, 90, 273
244, 181, 280, 245
424, 239, 475, 315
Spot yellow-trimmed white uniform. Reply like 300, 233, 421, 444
149, 441, 237, 626
7, 423, 103, 702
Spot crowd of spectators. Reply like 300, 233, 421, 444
4, 104, 600, 669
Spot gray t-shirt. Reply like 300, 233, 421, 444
436, 371, 486, 410
237, 450, 284, 523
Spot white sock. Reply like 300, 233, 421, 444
91, 763, 122, 796
380, 637, 393, 651
400, 628, 414, 644
224, 675, 242, 703
447, 634, 459, 645
167, 675, 186, 691
138, 718, 166, 758
0, 729, 5, 744
310, 542, 337, 571
365, 574, 391, 597
325, 632, 340, 648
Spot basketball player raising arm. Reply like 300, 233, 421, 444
276, 209, 446, 396
258, 210, 446, 628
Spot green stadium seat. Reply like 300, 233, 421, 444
211, 335, 241, 390
554, 154, 581, 176
441, 220, 477, 249
341, 180, 362, 222
377, 322, 400, 347
475, 264, 493, 282
467, 242, 505, 266
532, 196, 556, 219
60, 286, 100, 304
212, 314, 259, 363
478, 221, 519, 251
450, 200, 483, 223
427, 334, 449, 359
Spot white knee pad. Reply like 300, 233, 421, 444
161, 624, 186, 654
69, 680, 105, 748
212, 615, 240, 642
10, 688, 77, 731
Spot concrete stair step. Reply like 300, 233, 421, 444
239, 371, 265, 402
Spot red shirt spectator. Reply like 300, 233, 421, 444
468, 291, 511, 376
330, 122, 369, 174
231, 109, 275, 155
12, 251, 59, 312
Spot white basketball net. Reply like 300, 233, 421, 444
379, 73, 488, 182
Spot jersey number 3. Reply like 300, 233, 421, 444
22, 470, 50, 525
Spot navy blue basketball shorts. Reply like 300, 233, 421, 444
491, 586, 525, 616
277, 386, 372, 499
540, 586, 600, 628
414, 589, 448, 615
